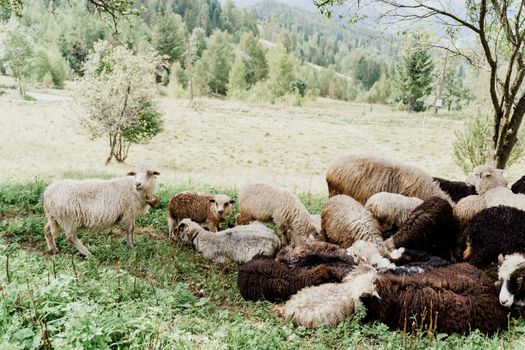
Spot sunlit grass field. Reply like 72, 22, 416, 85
1, 81, 525, 348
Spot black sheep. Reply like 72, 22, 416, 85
362, 263, 508, 335
464, 205, 525, 268
385, 197, 460, 261
511, 175, 525, 195
433, 177, 477, 203
237, 255, 343, 302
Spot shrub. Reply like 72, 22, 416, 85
453, 111, 524, 173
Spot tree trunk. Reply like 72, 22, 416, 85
494, 100, 525, 168
434, 54, 448, 114
16, 76, 24, 97
106, 132, 118, 164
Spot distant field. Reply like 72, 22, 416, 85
4, 77, 521, 194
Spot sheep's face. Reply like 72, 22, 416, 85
176, 219, 200, 245
498, 253, 525, 307
209, 194, 234, 220
465, 165, 506, 193
127, 166, 160, 193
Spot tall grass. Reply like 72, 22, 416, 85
0, 179, 524, 349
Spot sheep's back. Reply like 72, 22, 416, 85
363, 263, 507, 335
168, 192, 211, 223
465, 206, 525, 267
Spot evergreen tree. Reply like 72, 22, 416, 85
394, 49, 434, 112
152, 13, 186, 63
353, 55, 381, 90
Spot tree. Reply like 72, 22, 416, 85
2, 0, 139, 31
353, 55, 381, 90
0, 21, 34, 96
316, 0, 525, 168
193, 30, 233, 95
267, 44, 295, 98
227, 54, 248, 98
441, 65, 473, 111
185, 26, 207, 100
239, 32, 268, 87
152, 13, 186, 64
393, 49, 434, 112
77, 41, 163, 164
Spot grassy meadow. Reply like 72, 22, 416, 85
1, 80, 525, 349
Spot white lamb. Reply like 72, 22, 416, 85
176, 219, 281, 263
43, 164, 160, 257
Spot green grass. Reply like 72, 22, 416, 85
0, 180, 524, 349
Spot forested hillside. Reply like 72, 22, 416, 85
0, 0, 471, 109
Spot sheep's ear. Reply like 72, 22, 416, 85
229, 199, 235, 204
209, 198, 216, 203
498, 254, 505, 265
127, 171, 136, 176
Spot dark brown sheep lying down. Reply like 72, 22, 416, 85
361, 263, 508, 335
237, 255, 345, 302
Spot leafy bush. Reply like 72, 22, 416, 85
453, 112, 524, 173
32, 47, 68, 89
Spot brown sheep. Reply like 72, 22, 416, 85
167, 191, 234, 237
326, 154, 452, 204
361, 263, 508, 335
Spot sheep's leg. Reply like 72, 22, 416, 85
126, 222, 135, 248
66, 230, 91, 257
44, 220, 59, 254
167, 214, 178, 239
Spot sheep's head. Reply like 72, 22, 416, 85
466, 165, 506, 194
127, 164, 160, 195
498, 253, 525, 307
346, 240, 396, 271
176, 219, 201, 246
209, 194, 234, 220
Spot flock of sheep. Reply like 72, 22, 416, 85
41, 154, 525, 335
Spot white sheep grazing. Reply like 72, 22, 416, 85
365, 192, 423, 237
468, 165, 525, 211
276, 264, 378, 328
167, 192, 234, 236
176, 219, 281, 263
43, 165, 160, 257
236, 183, 320, 246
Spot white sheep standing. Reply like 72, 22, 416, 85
176, 218, 281, 263
364, 192, 423, 237
236, 183, 320, 246
43, 164, 160, 257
